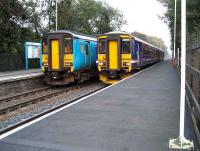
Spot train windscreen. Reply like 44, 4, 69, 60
42, 38, 47, 54
98, 39, 106, 54
121, 39, 130, 54
64, 37, 72, 54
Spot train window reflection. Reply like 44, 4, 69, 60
42, 38, 47, 54
122, 39, 130, 54
99, 39, 106, 54
64, 38, 72, 54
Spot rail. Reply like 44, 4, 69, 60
175, 60, 200, 144
186, 64, 200, 75
0, 81, 106, 135
0, 86, 52, 104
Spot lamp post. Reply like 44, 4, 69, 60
56, 0, 58, 31
169, 0, 194, 149
173, 0, 177, 67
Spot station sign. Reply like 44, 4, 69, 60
24, 42, 42, 70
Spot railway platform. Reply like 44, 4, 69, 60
0, 61, 199, 151
0, 69, 43, 83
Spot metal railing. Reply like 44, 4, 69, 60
186, 64, 200, 75
186, 44, 200, 144
176, 42, 200, 144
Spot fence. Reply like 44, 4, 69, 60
0, 52, 40, 72
184, 42, 200, 142
175, 40, 200, 143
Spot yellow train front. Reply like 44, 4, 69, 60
97, 31, 164, 84
97, 32, 134, 84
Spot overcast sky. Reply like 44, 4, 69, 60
102, 0, 171, 52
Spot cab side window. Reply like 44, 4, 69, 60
42, 38, 47, 54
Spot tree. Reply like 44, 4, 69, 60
56, 0, 127, 35
158, 0, 200, 49
0, 0, 127, 53
0, 0, 33, 53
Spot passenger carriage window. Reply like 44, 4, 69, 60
85, 44, 89, 55
122, 39, 130, 54
42, 38, 47, 54
98, 39, 106, 54
64, 37, 72, 54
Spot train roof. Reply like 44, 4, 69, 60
100, 31, 163, 52
103, 31, 132, 36
46, 30, 97, 42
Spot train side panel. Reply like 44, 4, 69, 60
73, 39, 97, 72
89, 41, 97, 69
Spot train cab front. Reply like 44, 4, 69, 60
97, 32, 132, 84
41, 31, 74, 85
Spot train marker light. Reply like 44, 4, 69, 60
42, 62, 48, 66
65, 62, 73, 66
98, 62, 105, 66
123, 62, 131, 66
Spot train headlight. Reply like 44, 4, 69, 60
42, 62, 48, 66
123, 62, 131, 66
65, 62, 73, 66
98, 61, 106, 66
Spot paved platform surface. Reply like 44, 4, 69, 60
0, 61, 199, 151
0, 69, 43, 83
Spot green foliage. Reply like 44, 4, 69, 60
57, 0, 126, 34
0, 0, 32, 53
158, 0, 200, 49
0, 0, 126, 53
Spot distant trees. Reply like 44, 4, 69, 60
158, 0, 200, 49
132, 31, 167, 51
0, 0, 126, 53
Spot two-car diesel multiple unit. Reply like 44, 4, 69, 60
97, 31, 164, 84
41, 30, 97, 85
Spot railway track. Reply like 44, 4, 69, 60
0, 81, 99, 115
0, 86, 52, 105
0, 80, 107, 135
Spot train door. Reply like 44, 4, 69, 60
108, 40, 119, 70
51, 40, 60, 70
84, 42, 90, 68
136, 42, 140, 65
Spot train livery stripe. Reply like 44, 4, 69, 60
51, 40, 59, 70
109, 40, 118, 70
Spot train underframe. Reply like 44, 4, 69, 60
99, 69, 134, 84
99, 61, 161, 84
44, 69, 97, 85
